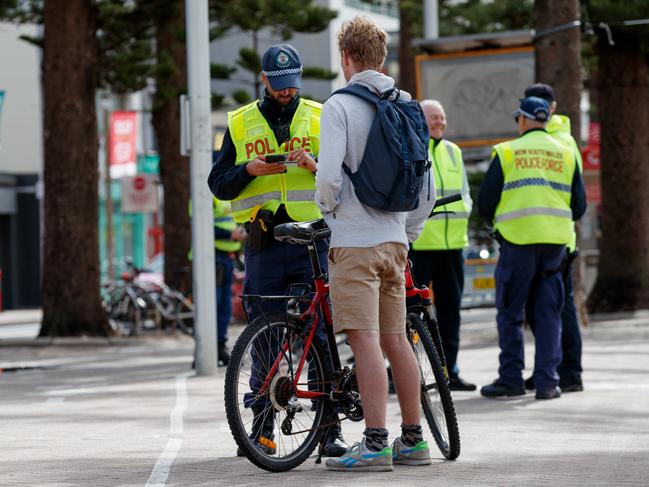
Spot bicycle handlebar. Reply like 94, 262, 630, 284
432, 193, 462, 209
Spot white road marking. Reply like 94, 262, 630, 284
145, 371, 193, 487
45, 397, 64, 405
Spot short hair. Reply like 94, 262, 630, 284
420, 99, 444, 112
337, 16, 387, 69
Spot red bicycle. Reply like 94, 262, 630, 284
224, 196, 461, 472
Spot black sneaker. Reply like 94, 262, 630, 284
535, 386, 561, 400
480, 379, 525, 398
559, 379, 583, 393
449, 376, 477, 391
524, 376, 535, 391
218, 341, 230, 367
236, 409, 276, 456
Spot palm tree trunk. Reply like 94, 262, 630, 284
588, 33, 649, 311
40, 0, 108, 336
152, 1, 192, 293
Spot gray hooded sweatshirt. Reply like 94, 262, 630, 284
315, 70, 436, 248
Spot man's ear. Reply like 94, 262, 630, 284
261, 73, 268, 88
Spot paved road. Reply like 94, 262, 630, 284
1, 314, 649, 486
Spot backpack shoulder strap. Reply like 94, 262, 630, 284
331, 84, 380, 105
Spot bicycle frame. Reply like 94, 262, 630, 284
247, 242, 441, 405
250, 240, 338, 402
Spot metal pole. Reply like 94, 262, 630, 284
185, 0, 217, 375
424, 0, 439, 39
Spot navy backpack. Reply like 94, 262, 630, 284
331, 84, 430, 212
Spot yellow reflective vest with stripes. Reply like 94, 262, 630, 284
213, 198, 241, 253
493, 130, 576, 245
227, 98, 322, 224
546, 114, 582, 252
412, 139, 470, 250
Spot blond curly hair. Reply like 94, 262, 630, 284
337, 16, 388, 69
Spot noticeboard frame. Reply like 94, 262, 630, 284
415, 46, 534, 149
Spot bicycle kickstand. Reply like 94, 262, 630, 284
314, 425, 330, 464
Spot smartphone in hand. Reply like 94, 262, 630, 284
265, 154, 286, 163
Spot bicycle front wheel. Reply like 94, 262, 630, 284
407, 312, 461, 460
225, 312, 330, 472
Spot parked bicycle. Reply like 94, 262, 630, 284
224, 195, 462, 472
101, 259, 194, 337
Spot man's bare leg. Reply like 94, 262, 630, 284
346, 329, 388, 428
380, 333, 421, 424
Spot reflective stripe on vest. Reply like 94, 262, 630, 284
412, 139, 469, 250
493, 130, 575, 245
228, 98, 322, 223
213, 198, 241, 253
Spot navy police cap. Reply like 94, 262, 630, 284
261, 44, 303, 91
513, 96, 550, 122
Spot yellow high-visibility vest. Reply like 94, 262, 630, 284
547, 114, 582, 252
213, 198, 240, 253
413, 139, 470, 250
493, 130, 576, 245
228, 98, 322, 224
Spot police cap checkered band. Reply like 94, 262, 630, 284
261, 66, 304, 77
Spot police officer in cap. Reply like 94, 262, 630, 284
477, 96, 587, 400
523, 83, 585, 393
208, 44, 348, 456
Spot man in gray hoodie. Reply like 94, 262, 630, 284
316, 16, 436, 472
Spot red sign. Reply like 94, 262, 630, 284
133, 176, 146, 191
109, 111, 137, 178
581, 145, 600, 171
588, 122, 600, 146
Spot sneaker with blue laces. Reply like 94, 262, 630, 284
391, 437, 432, 465
325, 438, 393, 471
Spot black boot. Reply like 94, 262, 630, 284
323, 420, 349, 457
218, 341, 230, 367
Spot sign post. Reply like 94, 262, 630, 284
185, 0, 217, 375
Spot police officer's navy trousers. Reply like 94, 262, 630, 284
409, 248, 464, 378
215, 251, 234, 344
495, 240, 565, 392
557, 261, 582, 384
242, 237, 330, 411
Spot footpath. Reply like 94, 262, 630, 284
1, 309, 648, 486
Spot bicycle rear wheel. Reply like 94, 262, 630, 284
225, 312, 329, 472
407, 312, 460, 460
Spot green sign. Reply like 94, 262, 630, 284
137, 154, 160, 174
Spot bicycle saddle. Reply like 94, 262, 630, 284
274, 219, 331, 245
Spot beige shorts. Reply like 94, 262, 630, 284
328, 243, 408, 334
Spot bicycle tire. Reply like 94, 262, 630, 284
225, 312, 329, 472
407, 312, 461, 460
174, 296, 194, 336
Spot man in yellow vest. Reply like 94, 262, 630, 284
477, 96, 586, 400
409, 99, 476, 392
212, 197, 244, 366
208, 44, 348, 457
522, 83, 584, 393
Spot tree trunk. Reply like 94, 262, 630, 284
533, 0, 589, 325
40, 0, 108, 336
398, 3, 416, 96
587, 34, 649, 311
152, 2, 192, 293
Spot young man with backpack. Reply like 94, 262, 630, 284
315, 16, 436, 472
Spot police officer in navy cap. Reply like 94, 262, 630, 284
208, 44, 348, 457
477, 96, 587, 400
523, 83, 585, 393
